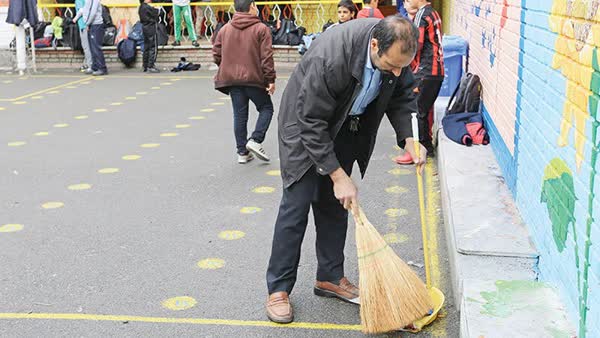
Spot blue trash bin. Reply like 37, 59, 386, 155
439, 35, 468, 97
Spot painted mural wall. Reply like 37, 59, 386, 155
447, 0, 600, 337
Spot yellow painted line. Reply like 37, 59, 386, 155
0, 313, 362, 331
424, 161, 447, 337
0, 77, 93, 102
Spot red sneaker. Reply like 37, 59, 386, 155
394, 152, 413, 165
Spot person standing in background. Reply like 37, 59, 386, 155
356, 0, 384, 19
82, 0, 108, 76
73, 0, 93, 73
396, 0, 443, 163
171, 0, 200, 47
139, 0, 160, 73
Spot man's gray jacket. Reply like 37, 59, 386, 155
278, 18, 418, 188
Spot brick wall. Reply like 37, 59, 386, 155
447, 1, 600, 337
33, 45, 301, 70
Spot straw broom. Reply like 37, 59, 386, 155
354, 206, 432, 333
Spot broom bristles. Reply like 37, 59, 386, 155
355, 208, 432, 334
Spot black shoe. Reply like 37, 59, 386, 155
172, 40, 181, 46
143, 67, 147, 72
147, 67, 160, 73
192, 40, 200, 47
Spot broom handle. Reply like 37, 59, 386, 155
411, 113, 432, 289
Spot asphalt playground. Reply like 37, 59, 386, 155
0, 70, 458, 337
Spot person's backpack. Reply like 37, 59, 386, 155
272, 18, 305, 46
117, 38, 136, 67
61, 10, 82, 50
446, 73, 482, 114
33, 21, 51, 40
156, 7, 169, 46
129, 21, 144, 50
103, 25, 117, 46
102, 5, 114, 28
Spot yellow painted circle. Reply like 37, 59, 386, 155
160, 133, 178, 137
383, 233, 409, 244
266, 170, 281, 176
31, 96, 43, 100
161, 296, 196, 311
175, 124, 190, 129
53, 123, 69, 128
197, 258, 225, 270
66, 86, 77, 89
94, 77, 105, 81
0, 223, 24, 233
7, 141, 26, 147
141, 143, 160, 148
385, 208, 409, 218
385, 186, 409, 194
122, 155, 141, 160
125, 97, 136, 100
0, 107, 5, 110
161, 82, 173, 86
34, 131, 49, 136
136, 91, 148, 95
42, 201, 64, 209
48, 90, 60, 94
81, 81, 91, 84
13, 101, 26, 105
74, 115, 89, 120
3, 80, 13, 84
200, 108, 215, 112
151, 86, 161, 90
210, 102, 225, 106
98, 168, 120, 174
170, 78, 181, 81
110, 102, 123, 106
219, 230, 246, 240
252, 186, 275, 194
68, 183, 92, 191
240, 206, 262, 214
94, 108, 107, 112
219, 97, 231, 101
388, 168, 412, 176
188, 116, 206, 120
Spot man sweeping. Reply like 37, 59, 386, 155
266, 16, 427, 324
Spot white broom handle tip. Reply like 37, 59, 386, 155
411, 113, 419, 141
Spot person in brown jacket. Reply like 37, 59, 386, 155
212, 0, 276, 164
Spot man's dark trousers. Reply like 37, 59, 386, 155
88, 24, 107, 73
229, 86, 274, 155
266, 122, 357, 294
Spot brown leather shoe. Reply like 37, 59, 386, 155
266, 291, 293, 323
314, 277, 360, 304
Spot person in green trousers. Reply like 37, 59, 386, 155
172, 0, 199, 47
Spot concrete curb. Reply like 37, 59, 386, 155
435, 101, 576, 337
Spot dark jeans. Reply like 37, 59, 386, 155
266, 121, 356, 294
229, 86, 274, 155
142, 27, 157, 69
88, 24, 107, 73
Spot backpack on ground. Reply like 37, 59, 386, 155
61, 9, 82, 50
33, 21, 51, 40
117, 38, 136, 67
272, 18, 305, 46
446, 73, 482, 114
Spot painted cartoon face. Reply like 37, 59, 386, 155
565, 0, 600, 51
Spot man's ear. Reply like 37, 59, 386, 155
370, 38, 379, 53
